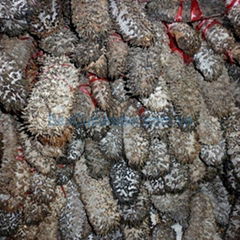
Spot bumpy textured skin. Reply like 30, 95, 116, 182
162, 48, 203, 119
146, 0, 225, 22
169, 22, 201, 55
24, 55, 79, 144
110, 160, 141, 203
0, 0, 34, 36
70, 77, 96, 132
126, 47, 162, 97
142, 138, 170, 178
0, 113, 31, 211
227, 63, 240, 108
197, 106, 223, 145
86, 109, 110, 142
123, 219, 151, 240
21, 132, 61, 176
189, 156, 206, 185
123, 125, 150, 168
196, 19, 235, 55
119, 187, 149, 224
26, 0, 63, 37
99, 126, 123, 160
141, 75, 171, 112
89, 75, 113, 112
29, 173, 56, 204
226, 0, 240, 37
224, 109, 240, 156
86, 54, 108, 79
0, 210, 21, 236
110, 78, 129, 103
183, 193, 221, 240
74, 40, 105, 67
200, 140, 226, 167
152, 190, 191, 228
0, 35, 35, 112
141, 109, 174, 138
194, 41, 224, 81
168, 128, 200, 164
59, 181, 91, 239
144, 177, 165, 195
200, 176, 231, 227
74, 157, 121, 235
225, 198, 240, 240
107, 33, 129, 79
66, 138, 85, 164
152, 224, 175, 240
200, 67, 235, 118
35, 186, 66, 240
163, 159, 189, 193
55, 164, 74, 185
71, 0, 111, 41
84, 139, 111, 179
109, 0, 154, 47
39, 27, 78, 57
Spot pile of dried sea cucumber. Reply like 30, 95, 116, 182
0, 0, 240, 239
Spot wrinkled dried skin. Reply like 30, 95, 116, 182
168, 128, 200, 164
123, 126, 150, 168
146, 0, 225, 22
194, 41, 224, 81
107, 33, 129, 79
24, 56, 79, 143
26, 0, 63, 37
71, 0, 112, 41
74, 157, 121, 235
183, 193, 221, 240
169, 22, 201, 55
109, 0, 154, 47
0, 35, 36, 112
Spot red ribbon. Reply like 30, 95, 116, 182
175, 0, 184, 22
78, 83, 97, 107
165, 24, 193, 64
190, 0, 203, 21
196, 19, 221, 39
138, 107, 145, 116
88, 72, 108, 84
225, 50, 235, 64
175, 0, 203, 22
226, 0, 240, 12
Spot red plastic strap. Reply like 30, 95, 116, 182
175, 0, 184, 22
190, 0, 203, 21
88, 72, 108, 84
19, 36, 31, 40
225, 50, 235, 64
110, 33, 123, 42
226, 0, 240, 12
60, 185, 67, 198
138, 107, 145, 116
166, 24, 193, 64
78, 83, 97, 107
195, 19, 208, 31
202, 19, 221, 39
32, 50, 44, 59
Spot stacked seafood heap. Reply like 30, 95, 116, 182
1, 0, 240, 239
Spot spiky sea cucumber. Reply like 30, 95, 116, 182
24, 55, 79, 146
0, 35, 36, 112
109, 0, 154, 47
71, 0, 112, 41
74, 156, 121, 235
